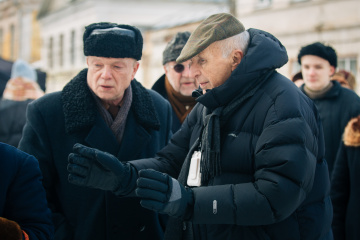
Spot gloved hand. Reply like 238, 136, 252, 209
68, 143, 137, 196
135, 169, 194, 220
0, 217, 22, 240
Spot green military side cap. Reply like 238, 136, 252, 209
177, 13, 245, 63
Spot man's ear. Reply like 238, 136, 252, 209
329, 66, 336, 76
163, 65, 169, 75
231, 50, 243, 71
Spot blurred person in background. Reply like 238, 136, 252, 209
332, 69, 356, 90
18, 22, 172, 240
291, 71, 304, 87
331, 115, 360, 240
0, 59, 44, 147
298, 42, 360, 176
152, 31, 198, 133
0, 142, 53, 240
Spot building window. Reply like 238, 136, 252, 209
70, 30, 76, 65
338, 57, 357, 78
59, 34, 64, 67
10, 24, 15, 59
48, 37, 53, 69
257, 0, 272, 8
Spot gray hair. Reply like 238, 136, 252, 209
214, 30, 250, 58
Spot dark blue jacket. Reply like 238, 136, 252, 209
19, 69, 172, 240
0, 142, 53, 239
301, 81, 360, 175
152, 74, 182, 133
131, 29, 333, 240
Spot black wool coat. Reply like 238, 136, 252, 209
301, 81, 360, 175
331, 117, 360, 240
131, 29, 333, 240
18, 69, 173, 240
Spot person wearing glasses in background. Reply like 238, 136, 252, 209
152, 32, 198, 133
18, 22, 172, 240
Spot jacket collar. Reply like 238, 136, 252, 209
301, 80, 341, 100
61, 68, 160, 134
151, 74, 167, 99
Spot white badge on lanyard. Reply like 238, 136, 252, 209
187, 151, 202, 186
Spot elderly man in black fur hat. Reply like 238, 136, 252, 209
18, 22, 172, 240
298, 42, 360, 176
152, 32, 198, 133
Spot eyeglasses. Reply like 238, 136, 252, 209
169, 64, 185, 73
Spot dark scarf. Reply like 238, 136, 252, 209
92, 85, 132, 144
164, 76, 196, 123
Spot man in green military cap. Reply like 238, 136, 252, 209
67, 13, 333, 240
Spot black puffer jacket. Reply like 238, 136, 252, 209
131, 29, 333, 240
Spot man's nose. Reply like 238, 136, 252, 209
181, 64, 191, 78
101, 66, 112, 79
189, 65, 199, 79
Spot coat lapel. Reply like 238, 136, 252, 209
84, 115, 119, 155
116, 111, 151, 161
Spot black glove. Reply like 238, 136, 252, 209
68, 143, 137, 196
136, 169, 194, 220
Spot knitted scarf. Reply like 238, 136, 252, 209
164, 76, 196, 123
93, 85, 132, 144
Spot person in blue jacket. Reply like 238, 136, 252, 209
67, 13, 333, 240
298, 42, 360, 176
0, 142, 53, 240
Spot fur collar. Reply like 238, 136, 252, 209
61, 68, 160, 134
343, 115, 360, 147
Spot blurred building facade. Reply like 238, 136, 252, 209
36, 0, 228, 92
0, 0, 42, 64
1, 0, 359, 93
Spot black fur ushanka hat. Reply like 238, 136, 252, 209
297, 42, 337, 68
83, 22, 143, 60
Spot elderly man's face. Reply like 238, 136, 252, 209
189, 43, 237, 94
87, 56, 139, 106
301, 55, 335, 91
164, 60, 198, 96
